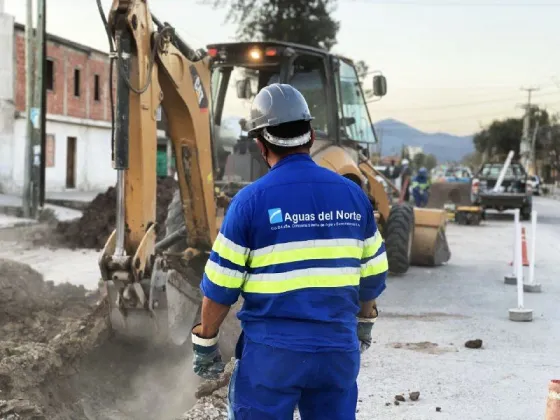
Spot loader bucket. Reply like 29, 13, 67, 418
427, 182, 473, 209
410, 208, 451, 266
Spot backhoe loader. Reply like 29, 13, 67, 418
97, 0, 450, 355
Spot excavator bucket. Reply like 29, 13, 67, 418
426, 182, 473, 208
411, 208, 451, 266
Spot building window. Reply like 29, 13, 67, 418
46, 134, 55, 167
74, 68, 81, 97
94, 74, 100, 101
46, 59, 54, 91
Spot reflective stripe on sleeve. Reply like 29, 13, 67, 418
249, 238, 363, 268
243, 266, 360, 294
360, 252, 388, 278
204, 259, 245, 289
211, 233, 249, 267
362, 231, 383, 260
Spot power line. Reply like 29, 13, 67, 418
375, 90, 560, 112
345, 0, 560, 6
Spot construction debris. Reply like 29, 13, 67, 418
0, 258, 109, 419
56, 177, 177, 250
409, 391, 420, 401
465, 339, 483, 349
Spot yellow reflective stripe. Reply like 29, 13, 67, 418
243, 267, 360, 293
363, 231, 383, 259
250, 246, 362, 268
211, 233, 248, 267
360, 252, 388, 278
251, 238, 363, 257
204, 260, 245, 289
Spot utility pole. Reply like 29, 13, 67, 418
30, 0, 46, 217
531, 120, 540, 176
22, 0, 35, 218
519, 86, 540, 171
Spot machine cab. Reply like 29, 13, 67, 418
206, 41, 386, 192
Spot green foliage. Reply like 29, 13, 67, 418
473, 107, 550, 161
411, 152, 437, 171
206, 0, 340, 51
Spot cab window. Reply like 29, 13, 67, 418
337, 59, 376, 143
288, 55, 329, 137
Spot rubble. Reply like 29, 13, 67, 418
0, 258, 109, 419
409, 391, 420, 401
55, 177, 177, 250
465, 339, 483, 349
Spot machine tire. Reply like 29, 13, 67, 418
165, 188, 187, 252
385, 203, 415, 275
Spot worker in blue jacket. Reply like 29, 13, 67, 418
412, 167, 431, 208
190, 84, 388, 420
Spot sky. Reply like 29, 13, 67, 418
4, 0, 560, 136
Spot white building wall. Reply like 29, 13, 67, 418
8, 114, 116, 193
0, 10, 14, 193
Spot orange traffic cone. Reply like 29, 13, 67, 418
509, 227, 530, 267
545, 380, 560, 420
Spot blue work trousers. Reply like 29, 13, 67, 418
227, 338, 360, 420
412, 187, 429, 208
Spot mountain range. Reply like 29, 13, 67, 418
219, 116, 475, 163
374, 119, 474, 162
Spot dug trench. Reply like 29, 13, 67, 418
0, 257, 227, 420
0, 179, 237, 419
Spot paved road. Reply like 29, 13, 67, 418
358, 196, 559, 420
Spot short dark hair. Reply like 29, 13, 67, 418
256, 120, 312, 157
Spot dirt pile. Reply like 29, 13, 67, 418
56, 177, 177, 250
0, 258, 109, 419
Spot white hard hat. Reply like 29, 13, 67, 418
402, 158, 409, 166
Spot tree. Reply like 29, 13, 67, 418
425, 154, 438, 171
473, 107, 549, 161
355, 60, 373, 98
206, 0, 340, 50
411, 152, 437, 171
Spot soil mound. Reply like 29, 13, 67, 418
56, 177, 177, 250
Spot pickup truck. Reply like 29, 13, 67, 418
472, 162, 533, 220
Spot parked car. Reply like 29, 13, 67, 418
528, 175, 541, 196
472, 162, 532, 220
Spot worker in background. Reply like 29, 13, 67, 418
399, 158, 412, 204
190, 84, 388, 420
384, 159, 399, 182
412, 167, 431, 208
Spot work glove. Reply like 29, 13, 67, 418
357, 312, 378, 353
191, 324, 225, 380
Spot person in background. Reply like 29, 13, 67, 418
399, 158, 412, 204
411, 167, 431, 208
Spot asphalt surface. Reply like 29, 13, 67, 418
358, 196, 559, 420
0, 196, 558, 419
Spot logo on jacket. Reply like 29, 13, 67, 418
268, 208, 283, 224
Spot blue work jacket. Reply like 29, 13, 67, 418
200, 153, 388, 352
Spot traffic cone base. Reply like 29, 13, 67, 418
509, 226, 530, 267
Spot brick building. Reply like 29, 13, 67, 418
0, 9, 167, 194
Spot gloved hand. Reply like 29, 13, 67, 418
357, 315, 377, 353
191, 324, 225, 380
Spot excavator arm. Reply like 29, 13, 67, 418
97, 0, 218, 344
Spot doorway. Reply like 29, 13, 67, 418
66, 136, 76, 188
